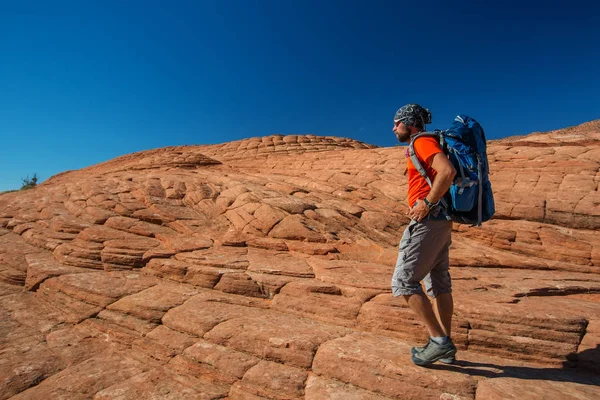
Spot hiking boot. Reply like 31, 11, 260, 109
410, 339, 456, 364
411, 338, 457, 366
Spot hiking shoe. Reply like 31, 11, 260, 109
411, 338, 457, 366
410, 339, 456, 364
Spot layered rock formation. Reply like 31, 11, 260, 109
1, 126, 599, 399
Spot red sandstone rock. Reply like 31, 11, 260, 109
233, 360, 308, 399
304, 374, 395, 399
10, 350, 158, 400
313, 332, 477, 399
1, 125, 600, 399
204, 312, 349, 368
93, 366, 230, 400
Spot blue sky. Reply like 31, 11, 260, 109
1, 0, 598, 191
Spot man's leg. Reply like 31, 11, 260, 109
433, 292, 453, 337
406, 291, 456, 366
404, 293, 446, 338
419, 258, 456, 365
393, 221, 451, 339
425, 224, 453, 337
392, 220, 456, 365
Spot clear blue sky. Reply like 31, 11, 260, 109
1, 0, 598, 191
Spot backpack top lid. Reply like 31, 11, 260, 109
446, 115, 488, 155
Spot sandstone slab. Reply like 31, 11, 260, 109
308, 258, 391, 290
10, 350, 157, 400
93, 366, 230, 400
231, 360, 308, 399
162, 291, 269, 337
313, 332, 477, 399
247, 248, 314, 277
304, 375, 395, 400
0, 311, 66, 400
204, 312, 349, 368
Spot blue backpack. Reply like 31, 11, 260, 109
409, 115, 495, 226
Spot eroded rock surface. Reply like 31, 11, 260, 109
1, 129, 599, 399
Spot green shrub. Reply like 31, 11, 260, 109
21, 174, 38, 190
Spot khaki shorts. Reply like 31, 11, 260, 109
391, 218, 453, 297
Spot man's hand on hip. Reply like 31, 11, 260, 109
409, 200, 430, 222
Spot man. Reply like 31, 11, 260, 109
391, 104, 457, 366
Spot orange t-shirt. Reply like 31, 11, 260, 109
406, 137, 442, 208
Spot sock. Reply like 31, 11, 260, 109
430, 336, 449, 345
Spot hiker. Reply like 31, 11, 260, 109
391, 103, 458, 366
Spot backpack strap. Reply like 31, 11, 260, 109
477, 154, 483, 226
408, 132, 437, 187
408, 132, 451, 220
450, 147, 470, 195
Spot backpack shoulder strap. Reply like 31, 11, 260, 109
408, 132, 439, 187
408, 132, 452, 219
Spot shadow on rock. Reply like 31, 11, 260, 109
427, 345, 600, 387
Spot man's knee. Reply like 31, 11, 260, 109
424, 268, 452, 298
392, 265, 426, 297
402, 292, 429, 304
426, 286, 452, 298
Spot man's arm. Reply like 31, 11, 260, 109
425, 152, 456, 204
408, 153, 456, 222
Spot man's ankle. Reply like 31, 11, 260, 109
430, 336, 449, 345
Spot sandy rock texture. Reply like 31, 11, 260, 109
1, 127, 599, 399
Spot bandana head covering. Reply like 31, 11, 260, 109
393, 104, 432, 129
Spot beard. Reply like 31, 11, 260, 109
395, 130, 412, 143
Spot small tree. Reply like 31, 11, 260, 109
21, 174, 38, 190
